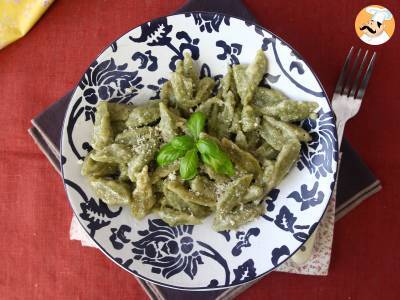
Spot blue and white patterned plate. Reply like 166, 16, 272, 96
61, 12, 338, 290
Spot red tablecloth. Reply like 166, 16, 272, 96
1, 0, 399, 299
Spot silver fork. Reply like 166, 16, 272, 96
290, 47, 377, 265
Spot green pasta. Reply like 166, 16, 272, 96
90, 143, 133, 164
167, 180, 216, 208
131, 166, 156, 219
81, 155, 118, 177
125, 101, 161, 128
91, 102, 113, 151
82, 50, 319, 230
89, 178, 132, 205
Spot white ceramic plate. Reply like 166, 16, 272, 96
61, 12, 338, 290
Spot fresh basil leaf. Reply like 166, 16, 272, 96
200, 148, 235, 177
187, 112, 206, 139
217, 153, 235, 177
180, 149, 199, 180
196, 138, 220, 156
170, 135, 195, 151
200, 152, 220, 171
156, 144, 185, 166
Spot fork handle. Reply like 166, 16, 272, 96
336, 119, 346, 149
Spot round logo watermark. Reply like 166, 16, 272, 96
355, 5, 395, 45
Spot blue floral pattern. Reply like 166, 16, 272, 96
129, 17, 200, 71
110, 225, 131, 250
64, 179, 122, 237
61, 12, 337, 290
271, 245, 290, 266
232, 228, 260, 256
131, 219, 203, 279
288, 182, 324, 211
132, 50, 158, 71
186, 12, 230, 33
298, 109, 338, 178
232, 259, 257, 284
79, 58, 144, 104
217, 228, 261, 256
261, 36, 325, 97
131, 219, 230, 282
216, 40, 242, 64
274, 206, 297, 233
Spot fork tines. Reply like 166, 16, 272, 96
334, 47, 377, 99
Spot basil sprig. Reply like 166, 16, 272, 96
187, 111, 206, 139
197, 139, 235, 177
180, 149, 199, 180
156, 112, 235, 180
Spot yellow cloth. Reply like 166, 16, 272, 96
0, 0, 54, 50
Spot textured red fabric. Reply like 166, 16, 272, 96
0, 0, 399, 299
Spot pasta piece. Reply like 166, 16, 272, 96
115, 127, 160, 146
107, 103, 133, 121
131, 166, 156, 219
259, 118, 286, 151
235, 130, 248, 150
215, 90, 236, 138
232, 64, 247, 101
195, 97, 224, 116
245, 130, 261, 151
170, 73, 194, 110
243, 185, 265, 204
91, 102, 113, 150
270, 139, 301, 186
118, 163, 130, 182
230, 107, 242, 133
233, 49, 267, 105
162, 189, 190, 212
152, 180, 164, 193
81, 154, 118, 177
213, 202, 265, 231
256, 159, 275, 190
158, 207, 202, 226
127, 141, 159, 181
125, 101, 160, 128
241, 105, 260, 132
167, 180, 216, 208
216, 174, 253, 213
221, 138, 261, 174
158, 102, 186, 142
194, 77, 215, 104
162, 187, 212, 218
208, 102, 220, 136
254, 143, 279, 161
151, 161, 180, 184
160, 80, 174, 106
90, 143, 133, 164
260, 100, 318, 122
243, 49, 268, 102
90, 178, 131, 205
175, 60, 184, 75
190, 175, 217, 198
253, 87, 286, 107
183, 52, 199, 88
264, 116, 311, 142
220, 66, 234, 98
200, 165, 229, 184
111, 121, 128, 135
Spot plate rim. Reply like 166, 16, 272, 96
60, 11, 339, 290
